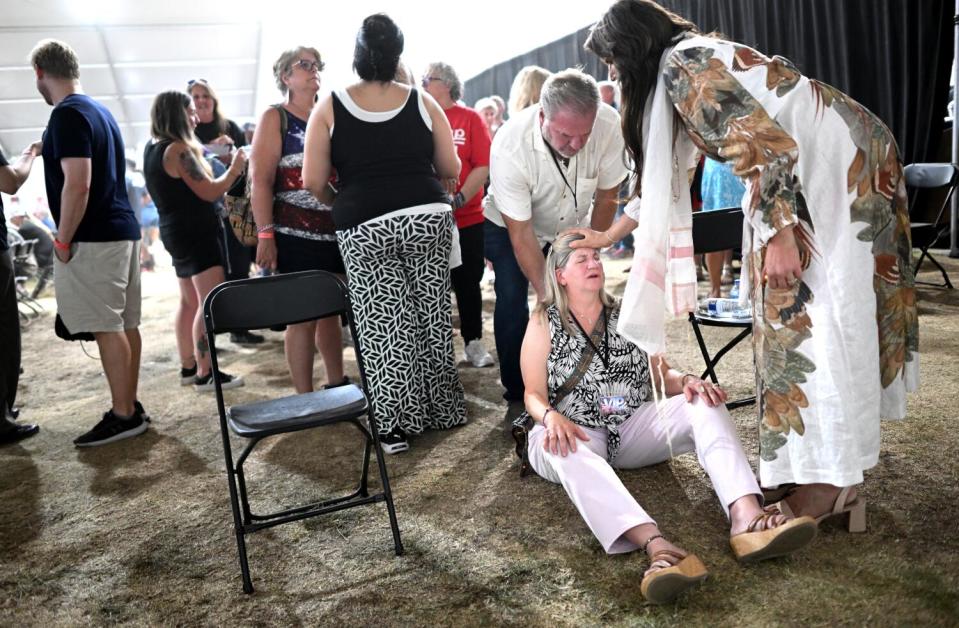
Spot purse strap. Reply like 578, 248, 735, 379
513, 307, 606, 477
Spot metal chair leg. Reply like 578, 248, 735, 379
368, 414, 403, 556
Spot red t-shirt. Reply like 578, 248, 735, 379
444, 104, 491, 229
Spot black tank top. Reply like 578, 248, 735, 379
143, 140, 221, 239
330, 88, 448, 230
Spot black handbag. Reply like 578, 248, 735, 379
54, 313, 95, 342
511, 309, 606, 477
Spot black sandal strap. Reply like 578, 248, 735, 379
640, 533, 664, 554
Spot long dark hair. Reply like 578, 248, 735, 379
353, 14, 404, 82
585, 0, 698, 196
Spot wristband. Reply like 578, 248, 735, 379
681, 373, 697, 388
453, 191, 466, 210
542, 407, 555, 427
256, 223, 275, 233
53, 238, 71, 251
257, 231, 275, 239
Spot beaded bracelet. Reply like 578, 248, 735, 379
256, 223, 275, 234
542, 407, 555, 427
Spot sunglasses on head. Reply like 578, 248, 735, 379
187, 78, 208, 88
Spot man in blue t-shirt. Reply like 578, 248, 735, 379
32, 38, 148, 448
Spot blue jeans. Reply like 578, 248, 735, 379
484, 220, 547, 401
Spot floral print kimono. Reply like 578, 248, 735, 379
663, 36, 918, 487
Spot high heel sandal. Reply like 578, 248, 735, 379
640, 549, 709, 604
776, 486, 867, 533
730, 512, 817, 563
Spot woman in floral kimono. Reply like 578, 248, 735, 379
572, 0, 918, 531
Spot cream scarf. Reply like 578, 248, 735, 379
617, 41, 699, 355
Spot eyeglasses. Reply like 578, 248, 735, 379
187, 78, 207, 88
421, 76, 444, 87
293, 59, 322, 73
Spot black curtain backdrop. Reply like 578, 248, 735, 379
463, 0, 953, 165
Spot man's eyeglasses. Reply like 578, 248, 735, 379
421, 76, 444, 88
294, 59, 322, 73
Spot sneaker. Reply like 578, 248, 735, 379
74, 411, 147, 448
230, 331, 265, 346
180, 363, 198, 386
378, 427, 409, 455
464, 339, 495, 368
134, 400, 151, 423
194, 371, 245, 392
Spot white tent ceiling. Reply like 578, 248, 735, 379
0, 0, 603, 166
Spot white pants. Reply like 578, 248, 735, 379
527, 395, 760, 554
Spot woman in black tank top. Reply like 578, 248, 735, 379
143, 90, 247, 392
301, 14, 467, 454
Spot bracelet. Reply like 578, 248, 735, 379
542, 407, 555, 427
256, 223, 275, 234
53, 238, 71, 251
257, 231, 275, 240
640, 533, 664, 553
603, 230, 615, 246
681, 373, 697, 388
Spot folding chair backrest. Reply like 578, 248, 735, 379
204, 270, 347, 334
692, 208, 744, 254
13, 238, 38, 262
904, 163, 958, 225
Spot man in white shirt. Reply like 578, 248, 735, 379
484, 68, 629, 403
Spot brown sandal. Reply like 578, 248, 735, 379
640, 549, 708, 604
730, 511, 817, 563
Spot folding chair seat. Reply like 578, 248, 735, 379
12, 239, 43, 318
203, 270, 403, 594
904, 163, 955, 289
689, 208, 755, 410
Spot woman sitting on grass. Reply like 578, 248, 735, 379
515, 233, 817, 604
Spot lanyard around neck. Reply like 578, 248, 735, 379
547, 144, 578, 211
571, 306, 609, 370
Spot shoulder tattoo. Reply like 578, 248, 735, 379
178, 149, 206, 182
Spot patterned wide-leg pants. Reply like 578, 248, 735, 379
337, 210, 467, 436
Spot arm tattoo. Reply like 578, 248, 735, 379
196, 336, 209, 359
179, 149, 206, 182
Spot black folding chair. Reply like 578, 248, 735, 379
904, 163, 955, 289
203, 270, 403, 594
689, 208, 755, 410
13, 239, 43, 319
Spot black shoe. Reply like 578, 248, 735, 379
230, 331, 265, 346
0, 422, 39, 446
74, 411, 147, 448
180, 362, 198, 385
6, 405, 20, 420
134, 400, 151, 424
194, 371, 245, 392
378, 427, 409, 455
323, 375, 353, 390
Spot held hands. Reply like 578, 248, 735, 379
542, 411, 590, 457
256, 237, 277, 271
764, 225, 803, 290
682, 375, 728, 407
566, 228, 614, 250
228, 148, 248, 176
24, 141, 42, 157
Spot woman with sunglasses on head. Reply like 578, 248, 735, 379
187, 78, 263, 347
517, 232, 817, 604
248, 47, 347, 394
143, 90, 247, 392
303, 13, 466, 454
573, 0, 917, 529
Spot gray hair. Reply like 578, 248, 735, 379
536, 233, 616, 335
273, 46, 324, 94
540, 68, 600, 120
473, 97, 497, 113
425, 61, 462, 101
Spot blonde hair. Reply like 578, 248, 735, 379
150, 90, 210, 176
536, 233, 617, 335
508, 65, 551, 117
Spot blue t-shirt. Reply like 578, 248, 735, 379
41, 94, 140, 242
